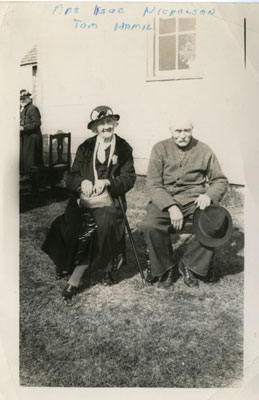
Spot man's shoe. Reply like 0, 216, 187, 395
178, 262, 199, 288
102, 271, 114, 286
157, 268, 176, 289
62, 283, 79, 300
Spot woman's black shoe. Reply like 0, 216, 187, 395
102, 271, 114, 286
62, 283, 79, 300
145, 270, 158, 285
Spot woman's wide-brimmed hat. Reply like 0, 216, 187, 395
87, 105, 120, 130
20, 89, 32, 100
193, 204, 233, 248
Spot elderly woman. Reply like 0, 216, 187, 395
42, 106, 136, 300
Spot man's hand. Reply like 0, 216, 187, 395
93, 179, 110, 196
20, 126, 24, 131
194, 194, 211, 210
168, 205, 184, 230
81, 180, 93, 197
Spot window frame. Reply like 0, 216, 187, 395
147, 17, 203, 82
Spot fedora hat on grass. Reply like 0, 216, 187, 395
88, 105, 120, 130
193, 204, 233, 248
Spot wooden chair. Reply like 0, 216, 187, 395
49, 131, 71, 188
167, 219, 193, 235
30, 131, 71, 192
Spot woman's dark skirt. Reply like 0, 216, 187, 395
42, 197, 125, 274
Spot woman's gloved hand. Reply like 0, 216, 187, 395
93, 179, 110, 196
81, 180, 93, 197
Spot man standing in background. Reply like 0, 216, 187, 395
20, 89, 43, 179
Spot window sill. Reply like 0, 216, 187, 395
146, 72, 203, 82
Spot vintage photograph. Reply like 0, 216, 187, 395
2, 0, 259, 395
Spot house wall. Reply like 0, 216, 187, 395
20, 64, 40, 105
20, 65, 33, 95
36, 3, 259, 185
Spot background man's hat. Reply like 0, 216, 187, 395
88, 105, 120, 130
193, 205, 233, 248
20, 89, 32, 100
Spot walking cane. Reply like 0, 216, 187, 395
117, 195, 146, 286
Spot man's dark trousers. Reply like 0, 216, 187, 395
142, 202, 214, 277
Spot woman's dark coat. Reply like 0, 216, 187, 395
42, 134, 136, 274
20, 102, 43, 173
66, 134, 136, 206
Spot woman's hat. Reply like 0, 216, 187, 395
193, 205, 233, 248
88, 106, 120, 130
20, 89, 32, 100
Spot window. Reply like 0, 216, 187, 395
32, 65, 38, 100
147, 17, 202, 81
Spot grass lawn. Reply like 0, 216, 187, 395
19, 177, 244, 387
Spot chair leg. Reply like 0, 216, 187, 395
207, 253, 216, 283
208, 266, 215, 283
120, 229, 127, 266
50, 174, 56, 190
111, 255, 119, 284
145, 247, 155, 284
30, 171, 40, 193
109, 230, 127, 283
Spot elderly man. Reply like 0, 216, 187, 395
142, 119, 228, 288
20, 89, 43, 178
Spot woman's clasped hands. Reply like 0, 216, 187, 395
81, 179, 110, 197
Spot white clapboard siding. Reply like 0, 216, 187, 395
34, 4, 259, 185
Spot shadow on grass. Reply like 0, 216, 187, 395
215, 227, 244, 277
117, 227, 244, 284
20, 186, 70, 213
117, 230, 148, 283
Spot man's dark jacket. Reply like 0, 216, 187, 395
20, 103, 42, 136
